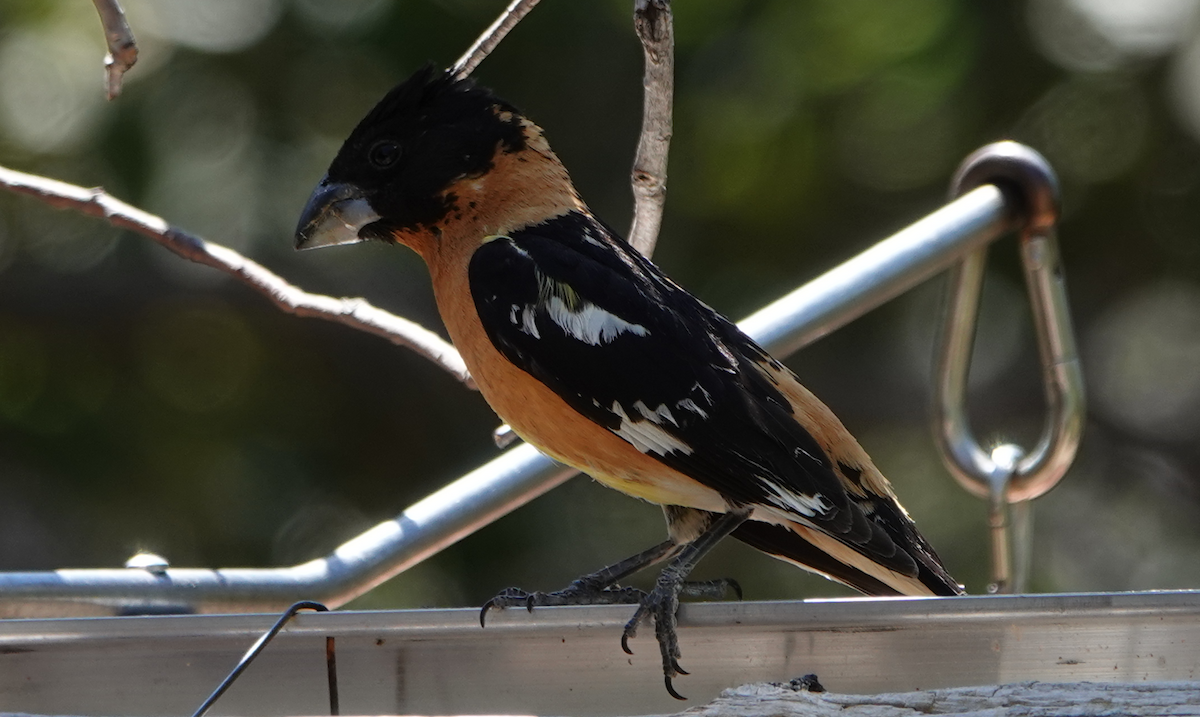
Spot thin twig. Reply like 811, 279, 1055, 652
450, 0, 542, 80
91, 0, 138, 100
627, 0, 674, 259
0, 164, 474, 388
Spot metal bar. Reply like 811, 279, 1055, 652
0, 445, 576, 616
0, 182, 1015, 618
740, 184, 1014, 355
2, 592, 1198, 716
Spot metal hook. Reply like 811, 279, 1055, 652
192, 600, 339, 717
934, 142, 1086, 593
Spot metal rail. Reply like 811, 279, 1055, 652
2, 592, 1197, 715
0, 146, 1041, 618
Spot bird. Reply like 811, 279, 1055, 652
295, 64, 963, 699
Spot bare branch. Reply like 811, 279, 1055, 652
450, 0, 542, 80
91, 0, 138, 100
0, 164, 474, 388
627, 0, 674, 259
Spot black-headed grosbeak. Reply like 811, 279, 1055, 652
295, 65, 962, 699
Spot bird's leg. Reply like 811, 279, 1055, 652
480, 539, 678, 626
621, 508, 750, 700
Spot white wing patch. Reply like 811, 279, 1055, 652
522, 270, 649, 346
759, 478, 829, 517
675, 398, 708, 419
580, 227, 605, 247
611, 401, 693, 456
522, 307, 540, 338
545, 296, 648, 346
509, 304, 541, 339
794, 446, 821, 463
633, 400, 678, 426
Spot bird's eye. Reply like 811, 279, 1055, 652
369, 141, 402, 169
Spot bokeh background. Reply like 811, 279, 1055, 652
1, 0, 1199, 608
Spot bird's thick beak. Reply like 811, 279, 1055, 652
294, 176, 382, 250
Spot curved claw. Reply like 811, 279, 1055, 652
621, 632, 635, 655
671, 658, 689, 676
480, 587, 537, 626
665, 675, 687, 701
728, 578, 743, 600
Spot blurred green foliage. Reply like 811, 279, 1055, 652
1, 0, 1200, 608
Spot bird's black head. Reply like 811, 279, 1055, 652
295, 64, 527, 249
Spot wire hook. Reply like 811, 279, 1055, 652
934, 142, 1086, 593
192, 600, 339, 717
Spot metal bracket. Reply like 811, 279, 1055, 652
934, 141, 1086, 593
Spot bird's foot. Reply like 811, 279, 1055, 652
480, 578, 646, 626
621, 576, 741, 701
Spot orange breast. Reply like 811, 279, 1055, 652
394, 127, 730, 512
430, 263, 728, 512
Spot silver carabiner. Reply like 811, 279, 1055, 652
933, 142, 1086, 593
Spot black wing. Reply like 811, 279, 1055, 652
467, 211, 904, 551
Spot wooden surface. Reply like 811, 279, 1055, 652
4, 681, 1198, 717
677, 680, 1200, 717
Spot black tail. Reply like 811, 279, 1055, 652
731, 521, 963, 597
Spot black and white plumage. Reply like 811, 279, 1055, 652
469, 209, 956, 592
295, 66, 962, 699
